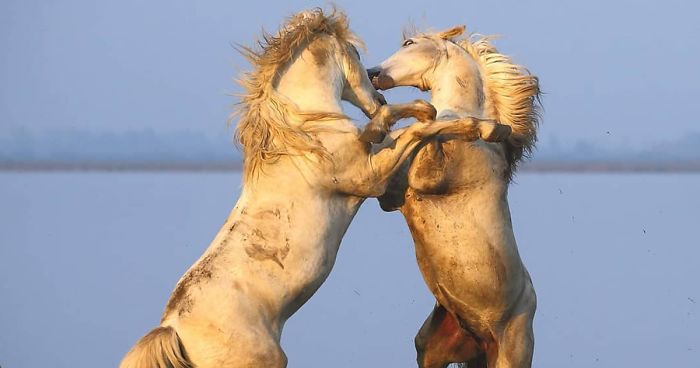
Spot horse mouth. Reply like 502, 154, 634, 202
367, 67, 395, 90
367, 66, 381, 80
377, 75, 395, 90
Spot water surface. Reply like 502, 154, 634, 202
0, 172, 697, 367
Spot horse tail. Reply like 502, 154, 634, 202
119, 326, 193, 368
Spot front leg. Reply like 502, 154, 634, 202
333, 113, 511, 199
408, 118, 512, 194
329, 100, 437, 198
359, 100, 437, 143
377, 119, 510, 208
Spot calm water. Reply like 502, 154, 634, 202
0, 172, 698, 367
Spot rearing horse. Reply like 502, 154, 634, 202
369, 26, 541, 368
119, 11, 509, 368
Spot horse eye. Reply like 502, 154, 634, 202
402, 39, 415, 47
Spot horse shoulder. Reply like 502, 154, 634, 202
407, 139, 457, 194
414, 140, 509, 195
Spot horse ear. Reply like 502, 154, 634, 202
437, 25, 465, 40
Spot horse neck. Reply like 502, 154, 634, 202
275, 48, 344, 116
429, 51, 485, 120
429, 50, 513, 188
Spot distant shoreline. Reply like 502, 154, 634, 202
2, 161, 700, 173
520, 161, 700, 173
0, 162, 242, 172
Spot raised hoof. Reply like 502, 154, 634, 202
412, 100, 438, 122
359, 125, 388, 144
479, 122, 512, 142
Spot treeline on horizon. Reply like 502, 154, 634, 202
0, 127, 240, 164
1, 127, 699, 165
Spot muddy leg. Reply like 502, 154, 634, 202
415, 304, 482, 368
359, 100, 437, 143
485, 313, 535, 368
483, 292, 536, 368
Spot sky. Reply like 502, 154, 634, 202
1, 0, 699, 153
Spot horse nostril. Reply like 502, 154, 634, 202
366, 67, 381, 79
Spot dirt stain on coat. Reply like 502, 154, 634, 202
241, 209, 291, 269
162, 243, 225, 320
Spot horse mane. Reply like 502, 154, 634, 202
233, 8, 362, 184
457, 35, 541, 171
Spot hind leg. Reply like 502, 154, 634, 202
482, 292, 536, 368
173, 318, 287, 368
415, 303, 482, 368
465, 354, 487, 368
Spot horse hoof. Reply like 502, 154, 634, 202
359, 126, 388, 144
412, 100, 437, 122
480, 122, 512, 142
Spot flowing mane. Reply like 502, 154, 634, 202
457, 35, 541, 168
233, 8, 363, 184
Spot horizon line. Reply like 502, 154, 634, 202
2, 161, 700, 174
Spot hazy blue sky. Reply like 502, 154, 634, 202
1, 0, 699, 151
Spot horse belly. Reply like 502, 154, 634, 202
402, 196, 524, 315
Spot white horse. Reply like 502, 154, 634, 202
119, 11, 510, 368
368, 26, 541, 368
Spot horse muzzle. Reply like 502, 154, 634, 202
367, 67, 395, 91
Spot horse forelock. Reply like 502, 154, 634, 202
233, 7, 359, 185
